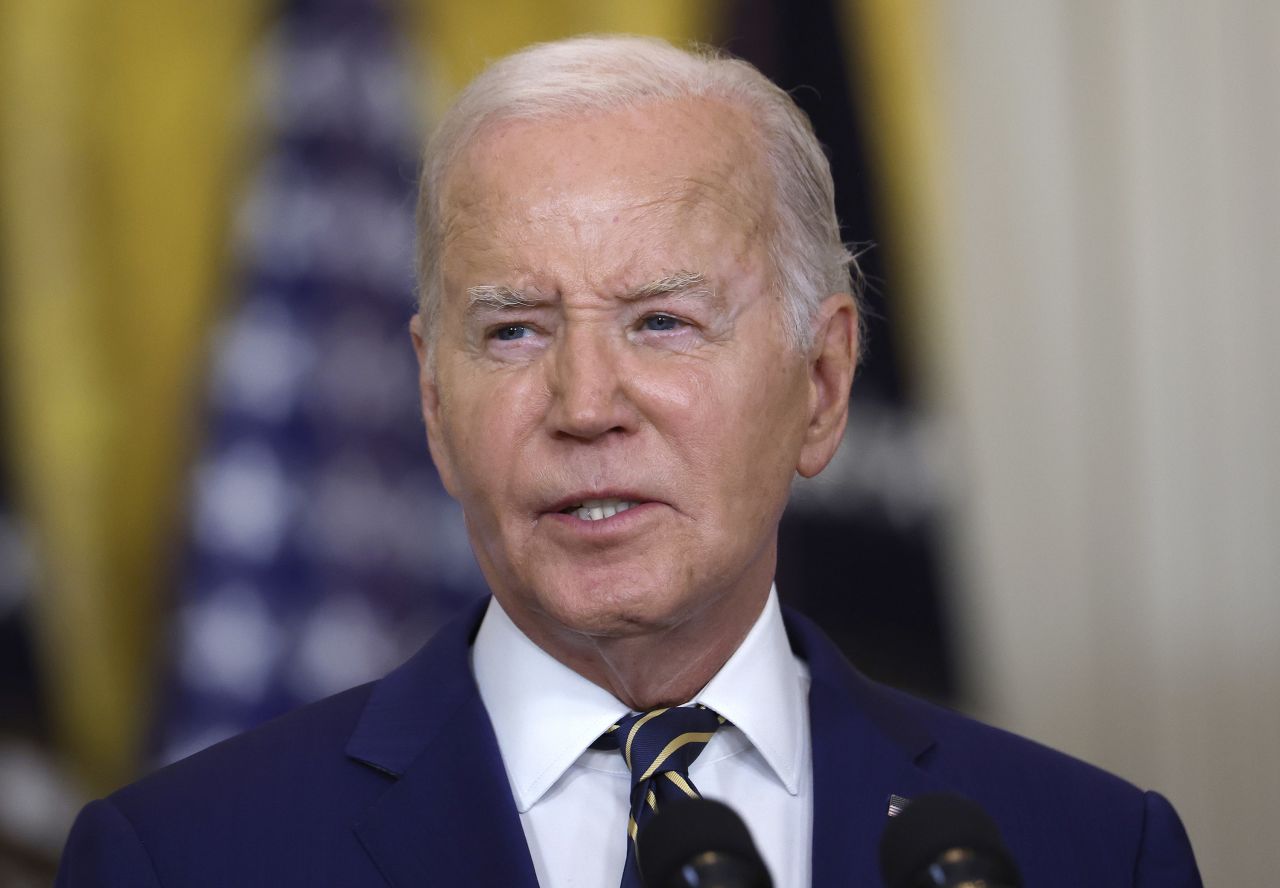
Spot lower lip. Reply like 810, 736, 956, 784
540, 501, 664, 536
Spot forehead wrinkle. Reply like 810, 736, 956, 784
681, 174, 764, 227
438, 175, 485, 253
625, 172, 769, 255
439, 169, 543, 265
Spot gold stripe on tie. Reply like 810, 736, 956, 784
695, 704, 725, 726
639, 731, 717, 782
647, 788, 659, 812
665, 771, 699, 798
625, 708, 669, 770
628, 815, 639, 841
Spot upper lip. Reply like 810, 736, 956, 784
544, 491, 657, 514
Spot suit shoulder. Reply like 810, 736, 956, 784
851, 680, 1207, 885
865, 681, 1188, 882
111, 682, 389, 825
61, 684, 412, 886
875, 680, 1143, 801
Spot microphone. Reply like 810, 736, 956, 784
878, 793, 1023, 888
637, 797, 773, 888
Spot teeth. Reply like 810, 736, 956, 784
570, 497, 637, 521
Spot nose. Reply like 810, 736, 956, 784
546, 325, 635, 441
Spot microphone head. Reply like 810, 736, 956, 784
637, 797, 772, 888
878, 793, 1022, 888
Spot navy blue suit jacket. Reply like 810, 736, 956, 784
57, 602, 1202, 886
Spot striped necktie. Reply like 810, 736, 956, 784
593, 705, 726, 888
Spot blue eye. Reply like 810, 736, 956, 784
643, 314, 683, 332
493, 324, 529, 341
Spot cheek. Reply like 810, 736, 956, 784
629, 361, 724, 478
626, 356, 705, 414
712, 362, 807, 504
439, 370, 546, 506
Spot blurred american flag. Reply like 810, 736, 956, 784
156, 0, 485, 766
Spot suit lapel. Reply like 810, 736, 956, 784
346, 601, 539, 888
785, 608, 954, 887
351, 693, 538, 888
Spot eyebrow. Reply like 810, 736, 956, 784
466, 285, 542, 315
623, 270, 713, 302
465, 270, 713, 316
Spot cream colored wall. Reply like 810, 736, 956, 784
919, 2, 1279, 882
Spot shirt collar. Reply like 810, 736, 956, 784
471, 586, 806, 812
695, 587, 807, 796
472, 597, 626, 812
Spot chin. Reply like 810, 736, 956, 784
532, 575, 694, 640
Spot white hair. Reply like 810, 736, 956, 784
416, 34, 861, 352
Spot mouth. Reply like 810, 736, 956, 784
557, 497, 642, 522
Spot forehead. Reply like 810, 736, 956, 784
437, 97, 772, 285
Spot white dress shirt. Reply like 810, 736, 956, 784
471, 586, 812, 888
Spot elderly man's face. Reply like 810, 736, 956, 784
416, 97, 845, 647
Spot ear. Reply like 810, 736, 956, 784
409, 314, 461, 498
797, 293, 858, 478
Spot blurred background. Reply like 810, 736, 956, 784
1, 0, 1276, 884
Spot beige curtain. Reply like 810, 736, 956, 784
907, 3, 1278, 885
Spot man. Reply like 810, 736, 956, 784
57, 35, 1201, 887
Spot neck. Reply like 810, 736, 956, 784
508, 584, 771, 711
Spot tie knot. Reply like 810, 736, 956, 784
593, 706, 728, 887
595, 705, 726, 786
